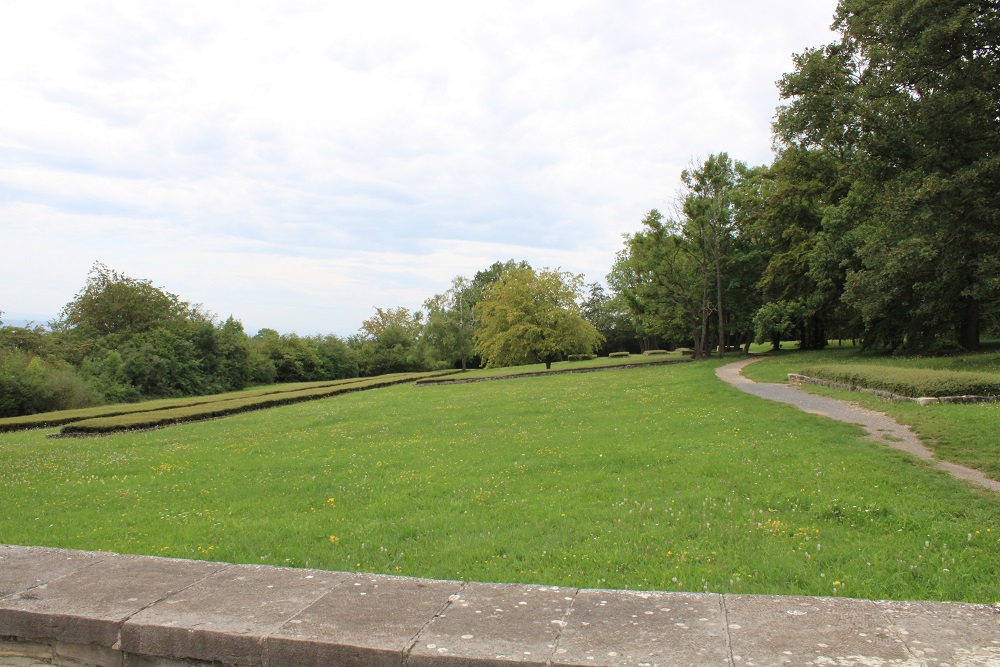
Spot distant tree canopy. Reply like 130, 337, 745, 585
474, 266, 603, 369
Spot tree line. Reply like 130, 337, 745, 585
0, 260, 609, 417
611, 0, 999, 358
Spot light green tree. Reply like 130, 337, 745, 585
473, 267, 603, 369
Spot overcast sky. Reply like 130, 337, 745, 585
1, 0, 840, 336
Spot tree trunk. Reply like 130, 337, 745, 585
957, 298, 980, 351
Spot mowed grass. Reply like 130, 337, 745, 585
743, 346, 1000, 481
2, 361, 999, 603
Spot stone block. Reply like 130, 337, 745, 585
876, 599, 1000, 666
725, 594, 912, 666
0, 546, 108, 599
267, 573, 462, 667
552, 589, 729, 666
0, 552, 223, 648
407, 582, 579, 667
121, 563, 348, 666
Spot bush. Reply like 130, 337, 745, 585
642, 350, 669, 356
567, 354, 596, 361
0, 351, 103, 418
798, 364, 1000, 398
609, 351, 630, 358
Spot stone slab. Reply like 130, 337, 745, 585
725, 594, 914, 666
267, 574, 463, 667
552, 589, 730, 667
407, 581, 579, 667
876, 599, 1000, 666
121, 563, 348, 666
0, 552, 223, 648
0, 545, 108, 599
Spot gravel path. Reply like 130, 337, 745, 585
716, 357, 1000, 494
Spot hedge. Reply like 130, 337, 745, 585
0, 376, 385, 433
57, 370, 461, 435
642, 350, 670, 356
797, 364, 1000, 398
609, 352, 630, 358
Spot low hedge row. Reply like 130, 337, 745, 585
642, 350, 670, 356
0, 376, 379, 433
58, 370, 461, 435
798, 364, 1000, 398
609, 351, 630, 358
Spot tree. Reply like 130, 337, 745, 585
775, 0, 1000, 352
681, 154, 740, 357
474, 267, 603, 369
58, 262, 190, 336
423, 276, 475, 370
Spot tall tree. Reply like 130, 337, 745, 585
775, 0, 1000, 351
681, 154, 741, 357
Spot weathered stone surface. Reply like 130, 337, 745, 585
121, 563, 347, 666
267, 574, 462, 667
407, 582, 579, 667
726, 594, 914, 666
876, 599, 1000, 666
55, 639, 123, 666
0, 553, 223, 648
552, 589, 730, 667
0, 546, 108, 599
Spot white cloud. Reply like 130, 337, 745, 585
0, 0, 840, 335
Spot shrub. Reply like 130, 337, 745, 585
567, 354, 596, 361
609, 352, 630, 358
642, 350, 669, 356
798, 364, 1000, 398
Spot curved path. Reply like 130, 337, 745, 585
716, 357, 1000, 494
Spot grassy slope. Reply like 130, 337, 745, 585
3, 359, 998, 602
742, 347, 1000, 481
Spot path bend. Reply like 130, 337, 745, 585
716, 357, 1000, 494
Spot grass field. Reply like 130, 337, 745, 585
743, 346, 1000, 481
2, 358, 999, 603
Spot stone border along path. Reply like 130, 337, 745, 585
716, 357, 1000, 494
2, 545, 1000, 667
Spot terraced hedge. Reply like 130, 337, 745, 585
56, 371, 460, 435
798, 364, 1000, 398
0, 377, 387, 433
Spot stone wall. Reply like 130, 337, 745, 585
2, 545, 999, 666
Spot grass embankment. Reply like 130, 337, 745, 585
0, 376, 377, 433
798, 364, 1000, 398
2, 359, 998, 602
743, 345, 1000, 481
0, 372, 460, 435
415, 352, 689, 384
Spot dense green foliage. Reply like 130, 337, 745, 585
798, 364, 1000, 398
2, 360, 999, 602
611, 0, 1000, 355
474, 267, 603, 369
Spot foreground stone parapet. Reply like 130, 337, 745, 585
2, 545, 999, 667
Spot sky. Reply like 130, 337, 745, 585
0, 0, 840, 337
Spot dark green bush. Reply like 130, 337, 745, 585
609, 351, 630, 358
642, 350, 669, 356
798, 364, 1000, 398
567, 354, 596, 361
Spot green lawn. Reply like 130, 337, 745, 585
2, 359, 999, 603
742, 346, 1000, 481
